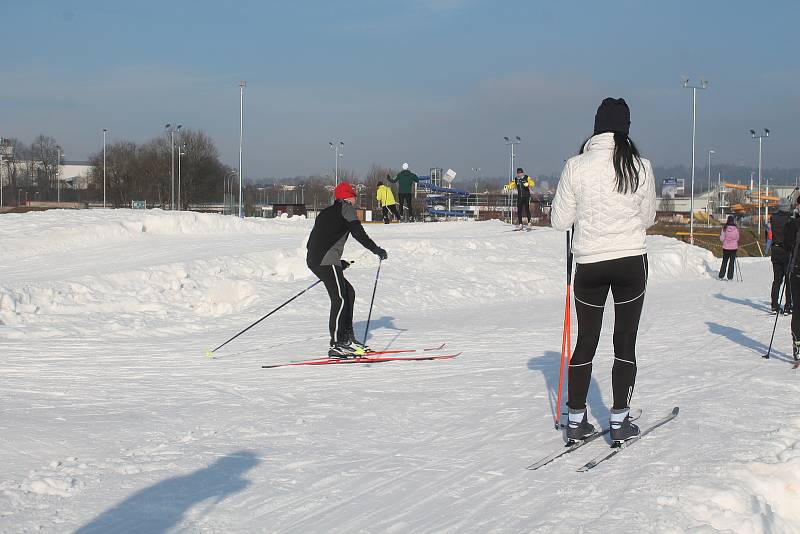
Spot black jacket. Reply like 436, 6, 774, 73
770, 211, 792, 262
307, 200, 379, 266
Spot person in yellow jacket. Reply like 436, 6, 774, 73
376, 179, 402, 224
505, 167, 536, 230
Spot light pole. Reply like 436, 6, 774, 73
707, 149, 715, 227
751, 128, 770, 250
55, 145, 63, 204
165, 123, 182, 210
102, 129, 107, 208
178, 143, 186, 210
329, 141, 344, 186
504, 136, 521, 223
238, 81, 246, 218
682, 77, 708, 245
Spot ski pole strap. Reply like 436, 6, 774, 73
210, 279, 322, 354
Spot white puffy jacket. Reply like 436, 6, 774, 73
551, 133, 656, 264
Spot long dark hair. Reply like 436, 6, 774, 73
724, 215, 736, 228
579, 132, 643, 194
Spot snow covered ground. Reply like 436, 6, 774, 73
1, 209, 799, 533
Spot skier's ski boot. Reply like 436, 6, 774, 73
328, 342, 360, 360
565, 408, 596, 442
345, 328, 370, 355
610, 408, 640, 446
793, 340, 800, 362
784, 306, 793, 316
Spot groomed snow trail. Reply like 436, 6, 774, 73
1, 210, 799, 533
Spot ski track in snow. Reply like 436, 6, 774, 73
1, 210, 799, 533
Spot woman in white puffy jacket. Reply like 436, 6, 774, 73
551, 98, 657, 445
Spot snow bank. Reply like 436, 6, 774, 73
0, 209, 307, 261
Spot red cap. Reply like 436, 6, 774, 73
334, 182, 357, 200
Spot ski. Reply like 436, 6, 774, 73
576, 407, 679, 472
526, 409, 642, 471
288, 342, 447, 363
262, 352, 460, 369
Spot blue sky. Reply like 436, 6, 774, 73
3, 0, 798, 181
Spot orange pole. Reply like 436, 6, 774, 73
554, 230, 574, 430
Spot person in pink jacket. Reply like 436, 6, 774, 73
719, 215, 740, 280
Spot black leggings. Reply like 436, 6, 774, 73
398, 194, 413, 220
719, 249, 736, 280
791, 272, 800, 343
309, 264, 355, 345
568, 254, 648, 411
772, 260, 793, 309
382, 204, 401, 223
516, 197, 531, 225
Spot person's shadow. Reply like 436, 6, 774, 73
75, 450, 258, 534
713, 292, 771, 313
353, 315, 406, 346
528, 351, 610, 437
706, 321, 794, 363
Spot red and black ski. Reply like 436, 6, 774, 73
287, 342, 447, 363
262, 351, 460, 369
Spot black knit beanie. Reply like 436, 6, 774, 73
593, 98, 630, 135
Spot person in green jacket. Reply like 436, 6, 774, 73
376, 179, 402, 224
389, 163, 420, 222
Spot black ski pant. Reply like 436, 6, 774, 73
381, 204, 401, 223
568, 254, 648, 411
791, 272, 800, 344
308, 263, 355, 345
516, 197, 531, 225
772, 260, 793, 310
719, 249, 737, 280
398, 193, 413, 220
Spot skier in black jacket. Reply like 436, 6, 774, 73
307, 182, 388, 358
770, 198, 793, 314
782, 213, 800, 360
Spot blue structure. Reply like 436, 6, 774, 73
417, 176, 471, 218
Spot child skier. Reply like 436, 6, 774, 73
718, 216, 739, 280
551, 98, 656, 445
306, 182, 388, 358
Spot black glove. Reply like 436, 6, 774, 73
375, 247, 388, 260
341, 260, 351, 270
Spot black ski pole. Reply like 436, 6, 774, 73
207, 279, 322, 356
362, 259, 382, 344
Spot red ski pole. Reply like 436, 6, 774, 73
554, 229, 574, 430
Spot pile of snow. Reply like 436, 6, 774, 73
3, 209, 797, 533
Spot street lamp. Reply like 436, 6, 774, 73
707, 149, 715, 227
102, 129, 107, 208
504, 136, 521, 223
55, 145, 63, 204
238, 80, 246, 218
329, 141, 344, 186
682, 76, 708, 245
165, 123, 182, 210
178, 143, 186, 211
751, 128, 770, 250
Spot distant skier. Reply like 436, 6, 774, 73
376, 179, 402, 224
551, 98, 656, 445
306, 182, 388, 358
770, 198, 793, 314
506, 167, 536, 230
389, 163, 420, 222
718, 216, 739, 280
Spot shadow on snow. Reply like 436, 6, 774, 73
76, 450, 258, 534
